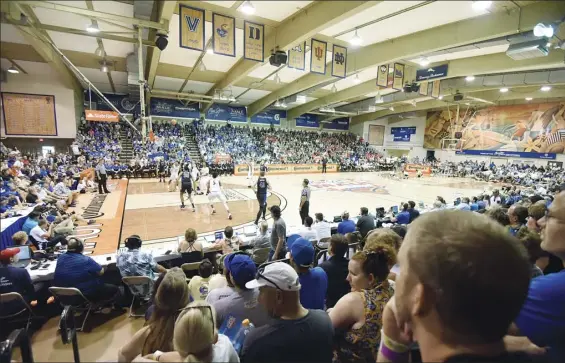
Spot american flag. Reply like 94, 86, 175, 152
546, 129, 565, 145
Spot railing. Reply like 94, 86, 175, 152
60, 306, 80, 363
0, 329, 34, 363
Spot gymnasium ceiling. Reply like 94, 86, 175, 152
1, 0, 564, 125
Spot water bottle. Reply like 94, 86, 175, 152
232, 319, 255, 354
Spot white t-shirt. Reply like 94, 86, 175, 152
298, 227, 318, 241
312, 221, 331, 241
212, 334, 240, 362
30, 225, 48, 243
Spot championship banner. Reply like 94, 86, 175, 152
179, 5, 205, 51
2, 93, 57, 136
331, 44, 347, 79
212, 13, 236, 57
310, 39, 327, 75
244, 21, 264, 62
404, 164, 432, 175
288, 42, 306, 70
431, 80, 441, 98
235, 163, 338, 176
392, 63, 405, 90
376, 64, 388, 87
85, 110, 119, 122
419, 81, 428, 96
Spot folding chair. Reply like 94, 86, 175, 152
347, 242, 361, 259
317, 237, 331, 250
314, 249, 328, 267
181, 261, 202, 280
251, 247, 270, 266
49, 287, 112, 332
122, 276, 152, 318
0, 293, 35, 331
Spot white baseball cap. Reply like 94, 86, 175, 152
245, 262, 301, 292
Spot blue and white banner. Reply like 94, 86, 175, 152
205, 104, 247, 122
295, 114, 320, 128
323, 117, 349, 131
416, 64, 448, 82
149, 97, 200, 118
251, 109, 285, 125
455, 149, 556, 160
391, 126, 416, 142
84, 92, 140, 114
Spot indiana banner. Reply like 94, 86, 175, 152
310, 38, 327, 75
419, 81, 428, 96
288, 42, 306, 70
331, 44, 347, 78
392, 63, 405, 90
431, 80, 441, 98
212, 13, 236, 57
376, 64, 388, 87
244, 21, 264, 62
179, 5, 205, 51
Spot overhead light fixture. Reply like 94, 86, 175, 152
438, 95, 443, 100
86, 23, 100, 33
540, 85, 551, 91
375, 93, 384, 104
533, 23, 554, 38
207, 48, 214, 54
274, 74, 281, 84
94, 46, 105, 57
472, 1, 492, 11
331, 84, 338, 93
274, 99, 281, 107
198, 62, 206, 71
465, 75, 475, 82
349, 30, 362, 46
419, 57, 430, 67
353, 74, 361, 84
411, 100, 417, 107
240, 1, 256, 15
155, 33, 168, 51
229, 95, 236, 102
525, 97, 533, 101
296, 95, 306, 103
389, 106, 395, 111
500, 87, 509, 93
7, 65, 19, 74
280, 100, 287, 108
100, 61, 108, 73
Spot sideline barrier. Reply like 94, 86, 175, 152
404, 164, 432, 175
234, 163, 338, 176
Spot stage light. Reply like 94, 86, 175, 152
465, 75, 475, 82
500, 87, 509, 93
155, 34, 168, 51
540, 85, 551, 92
525, 97, 533, 101
438, 95, 443, 100
7, 65, 19, 74
349, 30, 362, 46
240, 1, 256, 15
533, 23, 554, 38
472, 1, 492, 11
86, 23, 100, 33
100, 61, 108, 73
419, 57, 430, 67
389, 106, 394, 111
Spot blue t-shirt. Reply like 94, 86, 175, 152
298, 267, 328, 310
395, 211, 411, 225
470, 203, 479, 211
53, 252, 103, 295
337, 220, 356, 235
22, 218, 39, 234
515, 270, 565, 362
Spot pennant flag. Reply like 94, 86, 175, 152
331, 44, 347, 78
310, 38, 327, 75
244, 21, 264, 62
431, 80, 441, 98
392, 63, 405, 90
213, 13, 236, 57
179, 5, 205, 51
288, 42, 306, 70
376, 64, 388, 87
419, 81, 429, 96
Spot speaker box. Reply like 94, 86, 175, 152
455, 132, 462, 139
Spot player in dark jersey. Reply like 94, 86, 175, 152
180, 164, 196, 212
254, 170, 271, 225
260, 163, 268, 173
158, 160, 166, 182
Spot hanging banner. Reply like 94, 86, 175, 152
179, 5, 205, 51
431, 80, 441, 98
296, 114, 320, 128
391, 126, 416, 142
416, 64, 448, 82
331, 44, 347, 79
85, 110, 119, 122
212, 13, 236, 57
376, 64, 388, 87
387, 64, 394, 87
288, 42, 306, 70
310, 38, 327, 75
455, 150, 556, 160
323, 117, 349, 131
206, 104, 247, 122
84, 92, 140, 114
392, 63, 405, 90
243, 21, 264, 62
251, 109, 285, 125
149, 98, 200, 118
419, 81, 428, 96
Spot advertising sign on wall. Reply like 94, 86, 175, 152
391, 126, 416, 142
295, 114, 320, 128
323, 117, 349, 131
149, 98, 200, 118
235, 163, 338, 176
205, 104, 247, 122
250, 109, 286, 125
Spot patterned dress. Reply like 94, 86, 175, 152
333, 281, 394, 363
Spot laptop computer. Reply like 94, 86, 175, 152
12, 246, 32, 268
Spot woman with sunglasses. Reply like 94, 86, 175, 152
135, 301, 239, 363
329, 243, 396, 363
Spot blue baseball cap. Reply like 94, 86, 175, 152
224, 253, 256, 287
290, 238, 314, 267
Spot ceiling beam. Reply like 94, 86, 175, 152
247, 1, 565, 117
146, 1, 176, 89
16, 1, 168, 31
203, 0, 376, 112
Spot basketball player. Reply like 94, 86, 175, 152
168, 162, 180, 192
247, 160, 255, 188
260, 162, 268, 174
254, 170, 271, 225
191, 162, 200, 194
207, 172, 232, 220
158, 160, 166, 182
180, 164, 196, 212
199, 163, 210, 195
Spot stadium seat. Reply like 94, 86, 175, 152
49, 287, 111, 332
181, 261, 202, 279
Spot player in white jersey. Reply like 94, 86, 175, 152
191, 163, 200, 193
247, 161, 255, 188
199, 164, 210, 195
168, 162, 180, 192
207, 172, 232, 220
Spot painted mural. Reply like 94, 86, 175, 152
424, 102, 565, 154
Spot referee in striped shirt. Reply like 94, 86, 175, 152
95, 159, 110, 194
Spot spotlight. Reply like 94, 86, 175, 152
240, 1, 256, 15
353, 74, 361, 84
155, 33, 168, 51
86, 23, 100, 33
533, 23, 554, 38
419, 57, 430, 67
198, 62, 206, 71
389, 106, 395, 111
100, 61, 108, 73
500, 87, 509, 93
540, 85, 551, 92
349, 30, 362, 46
7, 65, 19, 74
94, 46, 105, 57
465, 75, 475, 82
525, 97, 533, 101
472, 1, 492, 11
438, 95, 443, 100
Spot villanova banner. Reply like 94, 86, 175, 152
179, 5, 205, 51
331, 44, 347, 79
324, 117, 349, 131
376, 64, 388, 87
84, 92, 140, 114
251, 109, 286, 125
206, 104, 247, 122
213, 13, 236, 57
244, 21, 264, 62
149, 98, 200, 118
288, 42, 306, 70
392, 63, 405, 90
391, 126, 416, 142
456, 150, 556, 160
310, 38, 327, 75
295, 114, 320, 128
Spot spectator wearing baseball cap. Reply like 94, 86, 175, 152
242, 262, 334, 363
289, 237, 328, 310
206, 253, 271, 328
0, 248, 36, 315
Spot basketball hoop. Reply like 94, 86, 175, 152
441, 137, 463, 152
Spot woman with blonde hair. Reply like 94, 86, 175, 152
136, 301, 239, 362
178, 228, 203, 264
118, 268, 190, 362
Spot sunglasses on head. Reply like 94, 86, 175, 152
256, 266, 283, 291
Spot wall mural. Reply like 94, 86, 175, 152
424, 102, 565, 154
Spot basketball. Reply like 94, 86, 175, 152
171, 119, 177, 125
